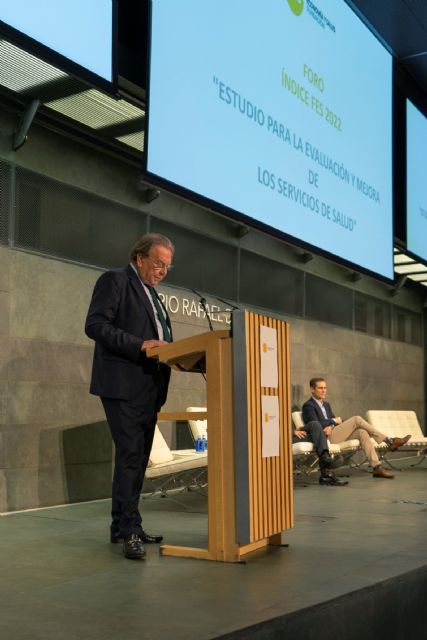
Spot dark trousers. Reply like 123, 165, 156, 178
102, 396, 157, 538
292, 420, 329, 456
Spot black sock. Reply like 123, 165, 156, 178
385, 437, 393, 445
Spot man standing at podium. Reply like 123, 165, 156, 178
85, 233, 174, 559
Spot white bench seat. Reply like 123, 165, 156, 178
366, 410, 427, 467
144, 426, 207, 496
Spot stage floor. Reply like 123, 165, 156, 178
1, 459, 427, 640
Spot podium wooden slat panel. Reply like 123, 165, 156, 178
234, 310, 294, 545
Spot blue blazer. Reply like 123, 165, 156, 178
85, 264, 172, 407
302, 396, 336, 428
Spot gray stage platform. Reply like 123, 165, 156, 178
1, 460, 426, 640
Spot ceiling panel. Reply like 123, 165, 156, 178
348, 0, 427, 57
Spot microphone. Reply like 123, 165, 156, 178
191, 288, 213, 331
212, 294, 240, 311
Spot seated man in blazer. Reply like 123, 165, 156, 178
302, 377, 411, 480
293, 420, 347, 486
85, 233, 174, 559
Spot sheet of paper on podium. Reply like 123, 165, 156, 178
260, 325, 278, 389
261, 395, 280, 458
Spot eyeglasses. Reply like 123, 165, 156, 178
151, 260, 174, 272
139, 255, 174, 272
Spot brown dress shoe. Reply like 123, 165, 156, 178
388, 435, 411, 451
372, 466, 394, 479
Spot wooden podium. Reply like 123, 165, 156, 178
147, 309, 294, 562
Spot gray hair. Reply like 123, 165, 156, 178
130, 233, 175, 262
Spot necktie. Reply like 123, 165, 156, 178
148, 287, 172, 342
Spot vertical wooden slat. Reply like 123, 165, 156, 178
258, 314, 265, 538
279, 320, 287, 530
279, 320, 292, 530
247, 311, 257, 540
254, 312, 263, 540
244, 310, 293, 543
255, 312, 262, 539
280, 320, 287, 529
271, 316, 280, 534
274, 316, 281, 534
261, 315, 269, 538
285, 322, 294, 528
265, 314, 273, 537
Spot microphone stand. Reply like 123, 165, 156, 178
211, 295, 240, 336
191, 288, 213, 331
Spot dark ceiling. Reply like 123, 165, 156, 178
350, 0, 427, 101
117, 0, 427, 98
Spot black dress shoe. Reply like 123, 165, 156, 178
111, 529, 163, 544
140, 529, 163, 544
319, 472, 348, 486
123, 534, 146, 559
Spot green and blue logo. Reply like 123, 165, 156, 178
287, 0, 304, 16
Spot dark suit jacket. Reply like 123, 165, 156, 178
302, 396, 335, 428
85, 264, 171, 408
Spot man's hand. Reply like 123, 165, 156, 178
141, 339, 168, 351
323, 426, 333, 437
334, 417, 343, 425
294, 430, 307, 440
